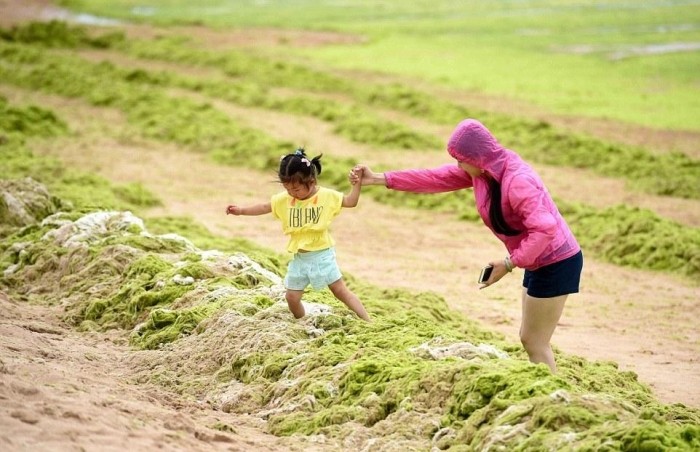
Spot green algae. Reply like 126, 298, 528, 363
0, 19, 124, 49
112, 182, 162, 208
1, 33, 438, 152
0, 95, 68, 138
126, 253, 172, 278
450, 391, 698, 451
4, 21, 697, 199
361, 85, 700, 199
0, 178, 63, 232
447, 361, 568, 420
1, 22, 699, 450
120, 27, 700, 199
557, 355, 656, 408
0, 41, 295, 168
122, 35, 699, 197
0, 206, 284, 344
144, 215, 288, 277
210, 421, 237, 434
1, 30, 698, 278
0, 98, 163, 215
565, 203, 700, 278
102, 233, 194, 254
131, 305, 217, 350
176, 261, 215, 280
1, 190, 697, 449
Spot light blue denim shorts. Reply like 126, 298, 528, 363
284, 247, 342, 291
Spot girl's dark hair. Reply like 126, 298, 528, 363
278, 148, 322, 186
487, 177, 522, 236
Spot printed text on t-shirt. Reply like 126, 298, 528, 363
289, 206, 324, 227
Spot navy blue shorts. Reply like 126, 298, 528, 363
522, 250, 583, 298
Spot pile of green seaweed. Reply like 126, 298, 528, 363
2, 21, 698, 280
1, 178, 698, 450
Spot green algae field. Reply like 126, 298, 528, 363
2, 156, 699, 449
1, 1, 700, 450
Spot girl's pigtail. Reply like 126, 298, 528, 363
311, 154, 323, 176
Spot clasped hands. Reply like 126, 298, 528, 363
348, 164, 370, 185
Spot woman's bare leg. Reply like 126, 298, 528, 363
328, 279, 370, 321
520, 288, 568, 372
285, 289, 305, 319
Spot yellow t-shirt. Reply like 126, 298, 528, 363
271, 186, 344, 253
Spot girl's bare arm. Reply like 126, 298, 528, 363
343, 178, 362, 208
226, 202, 272, 216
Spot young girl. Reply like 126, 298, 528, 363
225, 148, 370, 322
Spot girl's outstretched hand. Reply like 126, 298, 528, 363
225, 205, 241, 215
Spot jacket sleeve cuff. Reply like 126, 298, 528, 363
384, 171, 395, 189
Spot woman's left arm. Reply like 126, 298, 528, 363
386, 164, 473, 193
507, 175, 558, 268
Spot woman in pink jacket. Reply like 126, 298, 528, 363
352, 118, 582, 372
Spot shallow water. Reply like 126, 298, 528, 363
40, 8, 121, 26
553, 41, 700, 59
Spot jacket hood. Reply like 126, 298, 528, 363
447, 119, 509, 180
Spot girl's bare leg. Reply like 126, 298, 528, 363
285, 289, 305, 319
328, 279, 370, 322
519, 288, 568, 373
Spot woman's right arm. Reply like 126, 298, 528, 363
354, 164, 472, 193
352, 165, 387, 186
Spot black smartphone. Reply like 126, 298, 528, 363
478, 265, 493, 284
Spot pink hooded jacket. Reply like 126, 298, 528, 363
385, 119, 580, 271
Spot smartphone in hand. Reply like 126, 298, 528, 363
478, 265, 493, 284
